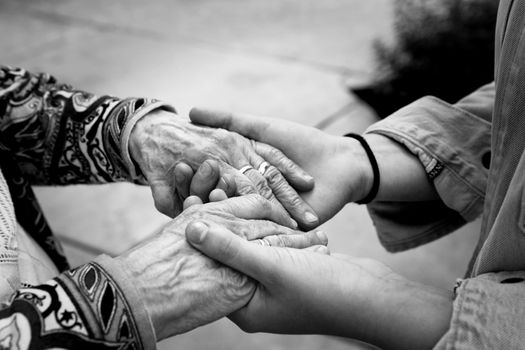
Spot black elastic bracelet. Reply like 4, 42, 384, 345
344, 133, 380, 204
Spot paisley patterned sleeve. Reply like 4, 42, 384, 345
0, 258, 156, 350
0, 65, 175, 185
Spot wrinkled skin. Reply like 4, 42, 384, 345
116, 194, 327, 340
129, 110, 319, 228
189, 108, 371, 224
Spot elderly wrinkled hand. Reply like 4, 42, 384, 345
114, 194, 327, 341
189, 108, 373, 224
128, 109, 319, 228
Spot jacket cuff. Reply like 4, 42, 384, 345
118, 100, 176, 182
364, 96, 489, 251
435, 272, 525, 349
94, 255, 157, 350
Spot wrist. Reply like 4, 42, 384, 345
129, 109, 174, 164
337, 136, 374, 204
127, 107, 177, 179
356, 269, 452, 349
115, 233, 188, 340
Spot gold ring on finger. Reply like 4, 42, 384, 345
258, 161, 270, 175
239, 165, 254, 175
256, 238, 271, 247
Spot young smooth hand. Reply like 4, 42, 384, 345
189, 108, 438, 224
186, 221, 453, 350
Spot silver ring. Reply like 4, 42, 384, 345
258, 161, 270, 175
239, 165, 254, 174
256, 239, 271, 247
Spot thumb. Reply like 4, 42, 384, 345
150, 180, 179, 218
189, 107, 270, 141
186, 221, 275, 283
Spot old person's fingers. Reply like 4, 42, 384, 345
239, 164, 291, 222
183, 195, 204, 210
259, 163, 318, 229
186, 221, 277, 283
257, 230, 327, 249
232, 219, 303, 241
207, 194, 296, 228
150, 180, 179, 218
216, 173, 237, 197
174, 162, 194, 199
190, 159, 221, 201
253, 142, 314, 191
190, 107, 314, 187
241, 165, 275, 202
304, 245, 331, 255
209, 189, 228, 202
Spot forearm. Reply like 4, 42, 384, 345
320, 261, 452, 349
0, 65, 174, 185
344, 134, 439, 203
353, 274, 452, 349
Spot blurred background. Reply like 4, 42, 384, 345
1, 0, 497, 349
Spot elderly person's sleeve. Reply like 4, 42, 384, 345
0, 255, 155, 349
0, 65, 175, 185
434, 272, 525, 349
365, 82, 494, 252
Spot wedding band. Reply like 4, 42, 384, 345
239, 165, 254, 174
256, 239, 271, 247
258, 161, 270, 175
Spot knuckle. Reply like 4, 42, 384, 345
238, 182, 256, 195
265, 166, 284, 186
258, 196, 272, 213
256, 181, 273, 199
237, 225, 251, 240
267, 147, 284, 161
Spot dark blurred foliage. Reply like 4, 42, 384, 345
351, 0, 499, 118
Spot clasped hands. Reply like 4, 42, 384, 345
120, 107, 360, 340
118, 107, 451, 349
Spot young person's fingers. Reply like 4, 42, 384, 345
186, 221, 276, 283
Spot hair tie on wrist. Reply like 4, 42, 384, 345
344, 133, 380, 204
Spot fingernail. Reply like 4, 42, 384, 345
187, 221, 209, 243
201, 162, 212, 177
290, 218, 298, 229
304, 211, 319, 225
315, 230, 328, 244
175, 170, 185, 184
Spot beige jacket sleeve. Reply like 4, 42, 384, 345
364, 83, 494, 252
